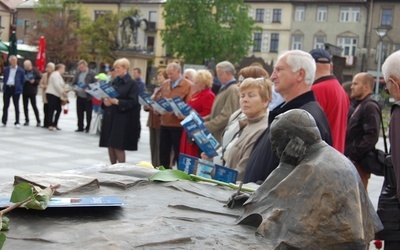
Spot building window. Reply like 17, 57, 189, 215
148, 11, 157, 30
147, 36, 154, 53
24, 20, 30, 35
337, 37, 357, 56
295, 6, 305, 21
316, 6, 327, 22
255, 9, 264, 22
253, 32, 262, 52
314, 36, 325, 49
272, 9, 282, 23
94, 10, 112, 20
381, 9, 392, 26
339, 7, 360, 22
381, 42, 391, 62
291, 35, 303, 50
149, 11, 157, 22
270, 33, 279, 52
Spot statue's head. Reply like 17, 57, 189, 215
270, 109, 322, 163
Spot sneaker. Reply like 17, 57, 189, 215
1, 123, 5, 127
36, 123, 41, 127
48, 126, 55, 131
23, 122, 29, 126
75, 129, 84, 132
15, 124, 21, 128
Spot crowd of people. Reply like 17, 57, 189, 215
1, 50, 399, 202
1, 48, 399, 248
140, 50, 400, 232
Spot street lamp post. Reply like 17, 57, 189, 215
374, 25, 391, 100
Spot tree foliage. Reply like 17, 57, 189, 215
76, 8, 138, 64
161, 0, 257, 64
28, 0, 88, 66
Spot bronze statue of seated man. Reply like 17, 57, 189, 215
234, 109, 383, 249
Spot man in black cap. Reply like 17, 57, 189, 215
309, 48, 349, 153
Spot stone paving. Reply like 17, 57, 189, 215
0, 93, 152, 184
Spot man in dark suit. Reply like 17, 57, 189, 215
72, 60, 96, 132
2, 55, 25, 128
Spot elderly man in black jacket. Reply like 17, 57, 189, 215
243, 50, 332, 184
22, 60, 42, 127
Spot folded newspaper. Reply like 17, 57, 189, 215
139, 94, 192, 116
180, 111, 219, 158
73, 82, 89, 93
138, 93, 168, 114
86, 81, 119, 100
167, 96, 193, 116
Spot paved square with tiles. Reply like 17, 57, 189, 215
0, 93, 152, 184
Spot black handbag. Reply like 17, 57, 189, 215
361, 149, 386, 176
360, 108, 389, 176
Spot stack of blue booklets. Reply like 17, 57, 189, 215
178, 154, 238, 184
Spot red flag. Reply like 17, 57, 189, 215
36, 36, 46, 72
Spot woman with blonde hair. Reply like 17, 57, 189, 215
179, 69, 215, 157
217, 66, 270, 165
99, 58, 141, 164
202, 66, 273, 182
225, 77, 272, 181
46, 63, 68, 131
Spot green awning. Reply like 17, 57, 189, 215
0, 41, 37, 53
0, 41, 8, 52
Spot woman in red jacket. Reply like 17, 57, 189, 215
180, 70, 215, 157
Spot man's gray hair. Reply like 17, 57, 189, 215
278, 50, 316, 86
216, 61, 236, 75
184, 68, 197, 79
382, 50, 400, 82
167, 62, 181, 72
47, 62, 55, 70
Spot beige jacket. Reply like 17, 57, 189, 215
204, 81, 240, 144
45, 71, 70, 101
225, 111, 269, 181
39, 72, 51, 103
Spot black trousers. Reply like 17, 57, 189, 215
43, 103, 49, 127
2, 86, 20, 125
76, 96, 92, 131
23, 93, 40, 124
46, 94, 61, 127
159, 126, 183, 169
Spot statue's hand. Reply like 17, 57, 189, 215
226, 192, 250, 209
281, 137, 306, 165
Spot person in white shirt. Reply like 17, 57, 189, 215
45, 64, 68, 131
2, 55, 25, 128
